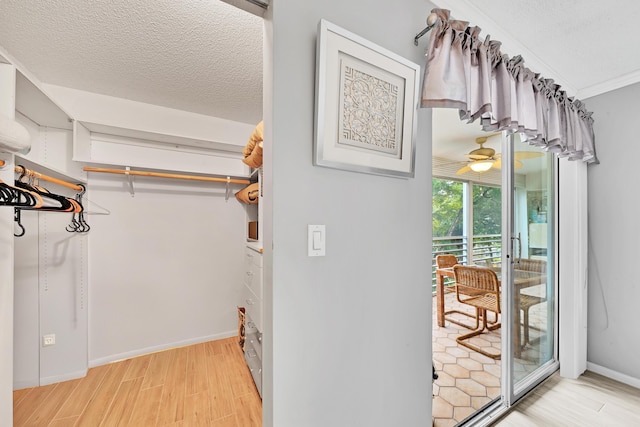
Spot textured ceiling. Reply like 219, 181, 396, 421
0, 0, 263, 125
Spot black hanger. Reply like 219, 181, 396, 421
66, 184, 90, 233
0, 179, 40, 208
14, 208, 25, 237
14, 165, 76, 212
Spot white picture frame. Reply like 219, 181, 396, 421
314, 19, 420, 178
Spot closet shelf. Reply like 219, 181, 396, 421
15, 155, 87, 187
79, 121, 245, 155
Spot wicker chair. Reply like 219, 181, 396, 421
514, 258, 547, 347
453, 265, 502, 359
436, 254, 498, 329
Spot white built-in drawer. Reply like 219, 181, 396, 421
244, 262, 263, 300
247, 296, 262, 332
244, 247, 263, 268
242, 285, 262, 332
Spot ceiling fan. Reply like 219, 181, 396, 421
455, 136, 542, 175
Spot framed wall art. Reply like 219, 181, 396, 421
314, 19, 420, 178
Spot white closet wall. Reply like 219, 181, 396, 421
12, 89, 90, 389
0, 61, 17, 424
87, 172, 247, 365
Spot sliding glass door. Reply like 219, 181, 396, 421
501, 133, 558, 405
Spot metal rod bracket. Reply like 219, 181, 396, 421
125, 166, 135, 197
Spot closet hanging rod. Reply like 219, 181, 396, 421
14, 165, 83, 192
83, 167, 251, 185
414, 12, 438, 45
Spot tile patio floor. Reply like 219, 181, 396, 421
432, 289, 550, 426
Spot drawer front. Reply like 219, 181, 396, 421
244, 341, 262, 397
245, 330, 262, 359
242, 285, 262, 332
243, 262, 263, 300
244, 247, 263, 268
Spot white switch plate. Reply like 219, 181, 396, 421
308, 225, 325, 256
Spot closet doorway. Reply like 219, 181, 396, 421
4, 0, 269, 425
431, 108, 558, 426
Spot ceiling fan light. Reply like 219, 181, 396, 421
469, 159, 494, 172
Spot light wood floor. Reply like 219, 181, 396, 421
494, 370, 640, 426
13, 337, 262, 427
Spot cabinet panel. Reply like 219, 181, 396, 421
244, 247, 263, 268
244, 263, 263, 300
241, 284, 262, 332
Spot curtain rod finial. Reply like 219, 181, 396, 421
427, 12, 438, 26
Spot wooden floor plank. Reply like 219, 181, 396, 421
225, 350, 255, 399
183, 392, 212, 426
13, 387, 33, 407
13, 383, 57, 426
211, 414, 239, 427
23, 378, 81, 426
234, 393, 261, 427
126, 384, 163, 426
141, 351, 172, 390
186, 343, 209, 395
123, 354, 151, 381
53, 364, 111, 420
47, 416, 80, 427
99, 376, 144, 427
156, 347, 188, 425
204, 340, 223, 357
74, 359, 131, 426
207, 354, 236, 421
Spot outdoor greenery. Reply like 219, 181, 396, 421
432, 178, 502, 238
432, 179, 464, 237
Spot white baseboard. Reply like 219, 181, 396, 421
40, 369, 88, 387
88, 330, 236, 368
15, 369, 90, 390
13, 379, 39, 391
587, 362, 640, 389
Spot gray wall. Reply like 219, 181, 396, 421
267, 1, 434, 426
586, 82, 640, 381
87, 172, 246, 365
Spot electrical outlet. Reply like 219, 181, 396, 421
42, 334, 55, 347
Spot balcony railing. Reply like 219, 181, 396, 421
431, 234, 502, 292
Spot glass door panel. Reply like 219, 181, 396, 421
506, 133, 558, 399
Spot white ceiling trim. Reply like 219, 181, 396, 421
221, 0, 267, 17
432, 0, 577, 95
576, 68, 640, 100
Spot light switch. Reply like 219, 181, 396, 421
313, 231, 322, 250
308, 225, 325, 256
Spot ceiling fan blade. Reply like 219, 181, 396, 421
514, 151, 544, 160
455, 164, 472, 175
492, 159, 523, 169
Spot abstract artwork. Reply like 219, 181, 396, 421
314, 20, 419, 178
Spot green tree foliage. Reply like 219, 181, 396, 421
473, 185, 501, 235
432, 179, 462, 237
432, 179, 501, 237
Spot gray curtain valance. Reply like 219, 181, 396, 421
421, 9, 597, 164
